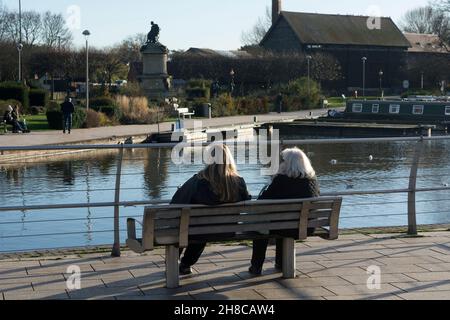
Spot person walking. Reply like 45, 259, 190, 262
276, 93, 283, 114
61, 97, 75, 134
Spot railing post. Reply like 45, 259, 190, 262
407, 139, 424, 236
111, 144, 124, 257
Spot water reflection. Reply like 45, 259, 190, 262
0, 140, 449, 252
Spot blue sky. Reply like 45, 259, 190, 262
3, 0, 430, 50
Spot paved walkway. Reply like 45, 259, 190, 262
0, 110, 330, 147
1, 231, 450, 300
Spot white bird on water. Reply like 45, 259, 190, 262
369, 155, 374, 161
330, 159, 338, 165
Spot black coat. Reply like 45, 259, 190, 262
258, 175, 320, 200
171, 174, 251, 205
61, 101, 75, 115
3, 111, 13, 124
259, 174, 320, 238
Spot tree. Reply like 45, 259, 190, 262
41, 11, 73, 48
401, 5, 450, 51
241, 6, 272, 46
95, 48, 129, 85
0, 1, 7, 42
115, 33, 147, 63
3, 11, 21, 43
20, 11, 42, 46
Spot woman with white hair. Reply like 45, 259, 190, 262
171, 144, 251, 275
249, 147, 320, 276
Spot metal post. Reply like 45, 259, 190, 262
111, 144, 124, 257
362, 57, 367, 98
407, 139, 424, 236
18, 0, 22, 83
86, 38, 89, 110
421, 72, 424, 90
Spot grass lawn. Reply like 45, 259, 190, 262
24, 114, 50, 131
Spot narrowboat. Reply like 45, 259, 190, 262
344, 99, 450, 124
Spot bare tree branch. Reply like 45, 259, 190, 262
241, 6, 272, 46
41, 11, 73, 48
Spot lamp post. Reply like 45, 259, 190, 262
306, 55, 312, 97
18, 0, 23, 83
421, 72, 424, 90
17, 43, 23, 83
82, 30, 91, 110
379, 70, 384, 98
230, 69, 235, 95
362, 57, 367, 98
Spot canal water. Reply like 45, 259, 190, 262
1, 138, 450, 252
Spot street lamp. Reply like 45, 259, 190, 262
82, 30, 91, 110
18, 0, 23, 83
362, 57, 367, 98
421, 71, 424, 90
379, 70, 384, 98
306, 55, 312, 97
17, 43, 23, 83
230, 69, 235, 95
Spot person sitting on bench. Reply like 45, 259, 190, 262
3, 105, 28, 133
249, 147, 320, 276
12, 105, 30, 133
171, 144, 252, 275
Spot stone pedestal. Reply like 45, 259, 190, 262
139, 43, 170, 99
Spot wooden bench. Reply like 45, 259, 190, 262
126, 197, 342, 288
176, 108, 195, 119
1, 116, 11, 134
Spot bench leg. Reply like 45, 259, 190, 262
165, 245, 180, 289
282, 238, 296, 279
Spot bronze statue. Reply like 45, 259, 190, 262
147, 21, 160, 44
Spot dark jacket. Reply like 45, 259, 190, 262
258, 174, 320, 200
3, 111, 13, 124
11, 110, 19, 121
259, 174, 320, 238
171, 174, 251, 205
61, 101, 75, 115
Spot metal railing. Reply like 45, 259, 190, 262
1, 135, 450, 256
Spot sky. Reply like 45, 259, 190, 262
3, 0, 431, 50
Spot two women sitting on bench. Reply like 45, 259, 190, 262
3, 105, 30, 133
171, 145, 319, 277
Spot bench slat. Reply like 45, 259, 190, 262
153, 211, 333, 229
150, 202, 335, 219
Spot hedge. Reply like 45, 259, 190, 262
29, 89, 49, 107
46, 107, 87, 130
0, 82, 29, 110
90, 97, 116, 108
186, 88, 210, 101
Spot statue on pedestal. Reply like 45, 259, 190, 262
147, 21, 160, 44
139, 20, 170, 98
141, 21, 167, 52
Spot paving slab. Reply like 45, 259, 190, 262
396, 291, 450, 300
392, 281, 450, 292
256, 287, 334, 299
324, 284, 403, 296
1, 231, 450, 300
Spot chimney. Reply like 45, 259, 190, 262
272, 0, 281, 25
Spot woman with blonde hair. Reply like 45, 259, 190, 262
171, 144, 251, 275
249, 147, 320, 276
